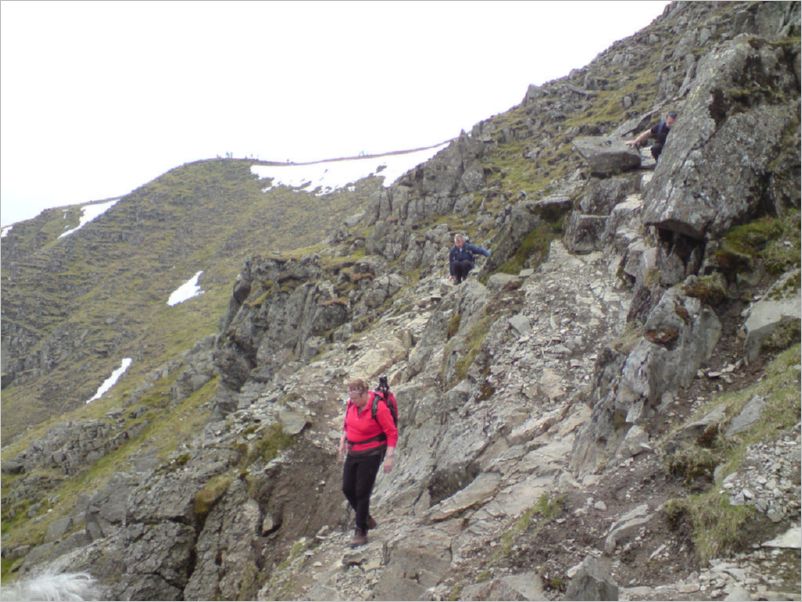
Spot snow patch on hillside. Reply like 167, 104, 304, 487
59, 199, 120, 239
86, 358, 132, 403
168, 271, 204, 306
251, 143, 450, 196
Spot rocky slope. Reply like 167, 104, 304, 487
2, 2, 800, 600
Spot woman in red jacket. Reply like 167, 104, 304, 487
338, 378, 398, 546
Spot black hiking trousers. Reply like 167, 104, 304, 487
651, 143, 664, 162
452, 260, 473, 283
342, 451, 383, 532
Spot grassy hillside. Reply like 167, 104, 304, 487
1, 159, 372, 441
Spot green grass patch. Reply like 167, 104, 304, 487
194, 472, 234, 518
716, 211, 801, 275
446, 312, 462, 339
666, 446, 722, 486
447, 583, 465, 601
449, 313, 495, 385
663, 344, 800, 562
240, 423, 295, 467
493, 493, 564, 563
664, 492, 757, 563
495, 218, 565, 275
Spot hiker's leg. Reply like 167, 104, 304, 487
353, 454, 382, 531
342, 455, 360, 512
651, 143, 663, 161
454, 261, 471, 283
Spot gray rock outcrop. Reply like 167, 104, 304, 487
642, 35, 800, 241
572, 137, 642, 177
743, 269, 801, 362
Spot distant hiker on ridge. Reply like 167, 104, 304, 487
448, 233, 491, 284
626, 110, 677, 162
338, 377, 397, 547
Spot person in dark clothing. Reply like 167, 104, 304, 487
448, 234, 491, 284
338, 378, 397, 547
626, 111, 677, 162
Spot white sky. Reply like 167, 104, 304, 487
1, 1, 669, 227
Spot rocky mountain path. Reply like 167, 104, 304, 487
254, 196, 799, 600
258, 230, 641, 600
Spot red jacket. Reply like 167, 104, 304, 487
344, 392, 398, 453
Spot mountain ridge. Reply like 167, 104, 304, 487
2, 2, 800, 599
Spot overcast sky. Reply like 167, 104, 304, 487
1, 1, 669, 226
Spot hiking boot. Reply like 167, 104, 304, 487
351, 528, 368, 547
367, 515, 377, 530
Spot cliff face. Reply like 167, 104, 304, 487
2, 2, 800, 600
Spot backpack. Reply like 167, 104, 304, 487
370, 375, 398, 427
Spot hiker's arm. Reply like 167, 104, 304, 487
383, 446, 396, 473
448, 248, 457, 275
338, 432, 347, 462
375, 403, 398, 473
467, 243, 491, 257
626, 128, 652, 147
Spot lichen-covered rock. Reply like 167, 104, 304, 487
184, 480, 262, 601
643, 35, 800, 241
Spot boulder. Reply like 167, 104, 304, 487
533, 195, 573, 222
617, 425, 651, 459
428, 472, 501, 522
564, 212, 609, 254
571, 286, 721, 473
565, 555, 619, 600
602, 194, 644, 251
725, 395, 767, 437
620, 287, 722, 406
86, 473, 140, 540
642, 36, 800, 240
743, 269, 801, 362
666, 405, 726, 452
579, 176, 640, 215
762, 526, 802, 549
508, 314, 532, 337
604, 504, 652, 553
117, 521, 195, 601
487, 273, 522, 291
485, 573, 545, 601
572, 136, 642, 177
278, 408, 308, 436
349, 337, 407, 380
372, 529, 452, 601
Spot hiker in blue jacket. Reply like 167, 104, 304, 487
449, 233, 491, 284
626, 111, 677, 162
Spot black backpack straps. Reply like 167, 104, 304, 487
370, 390, 382, 420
